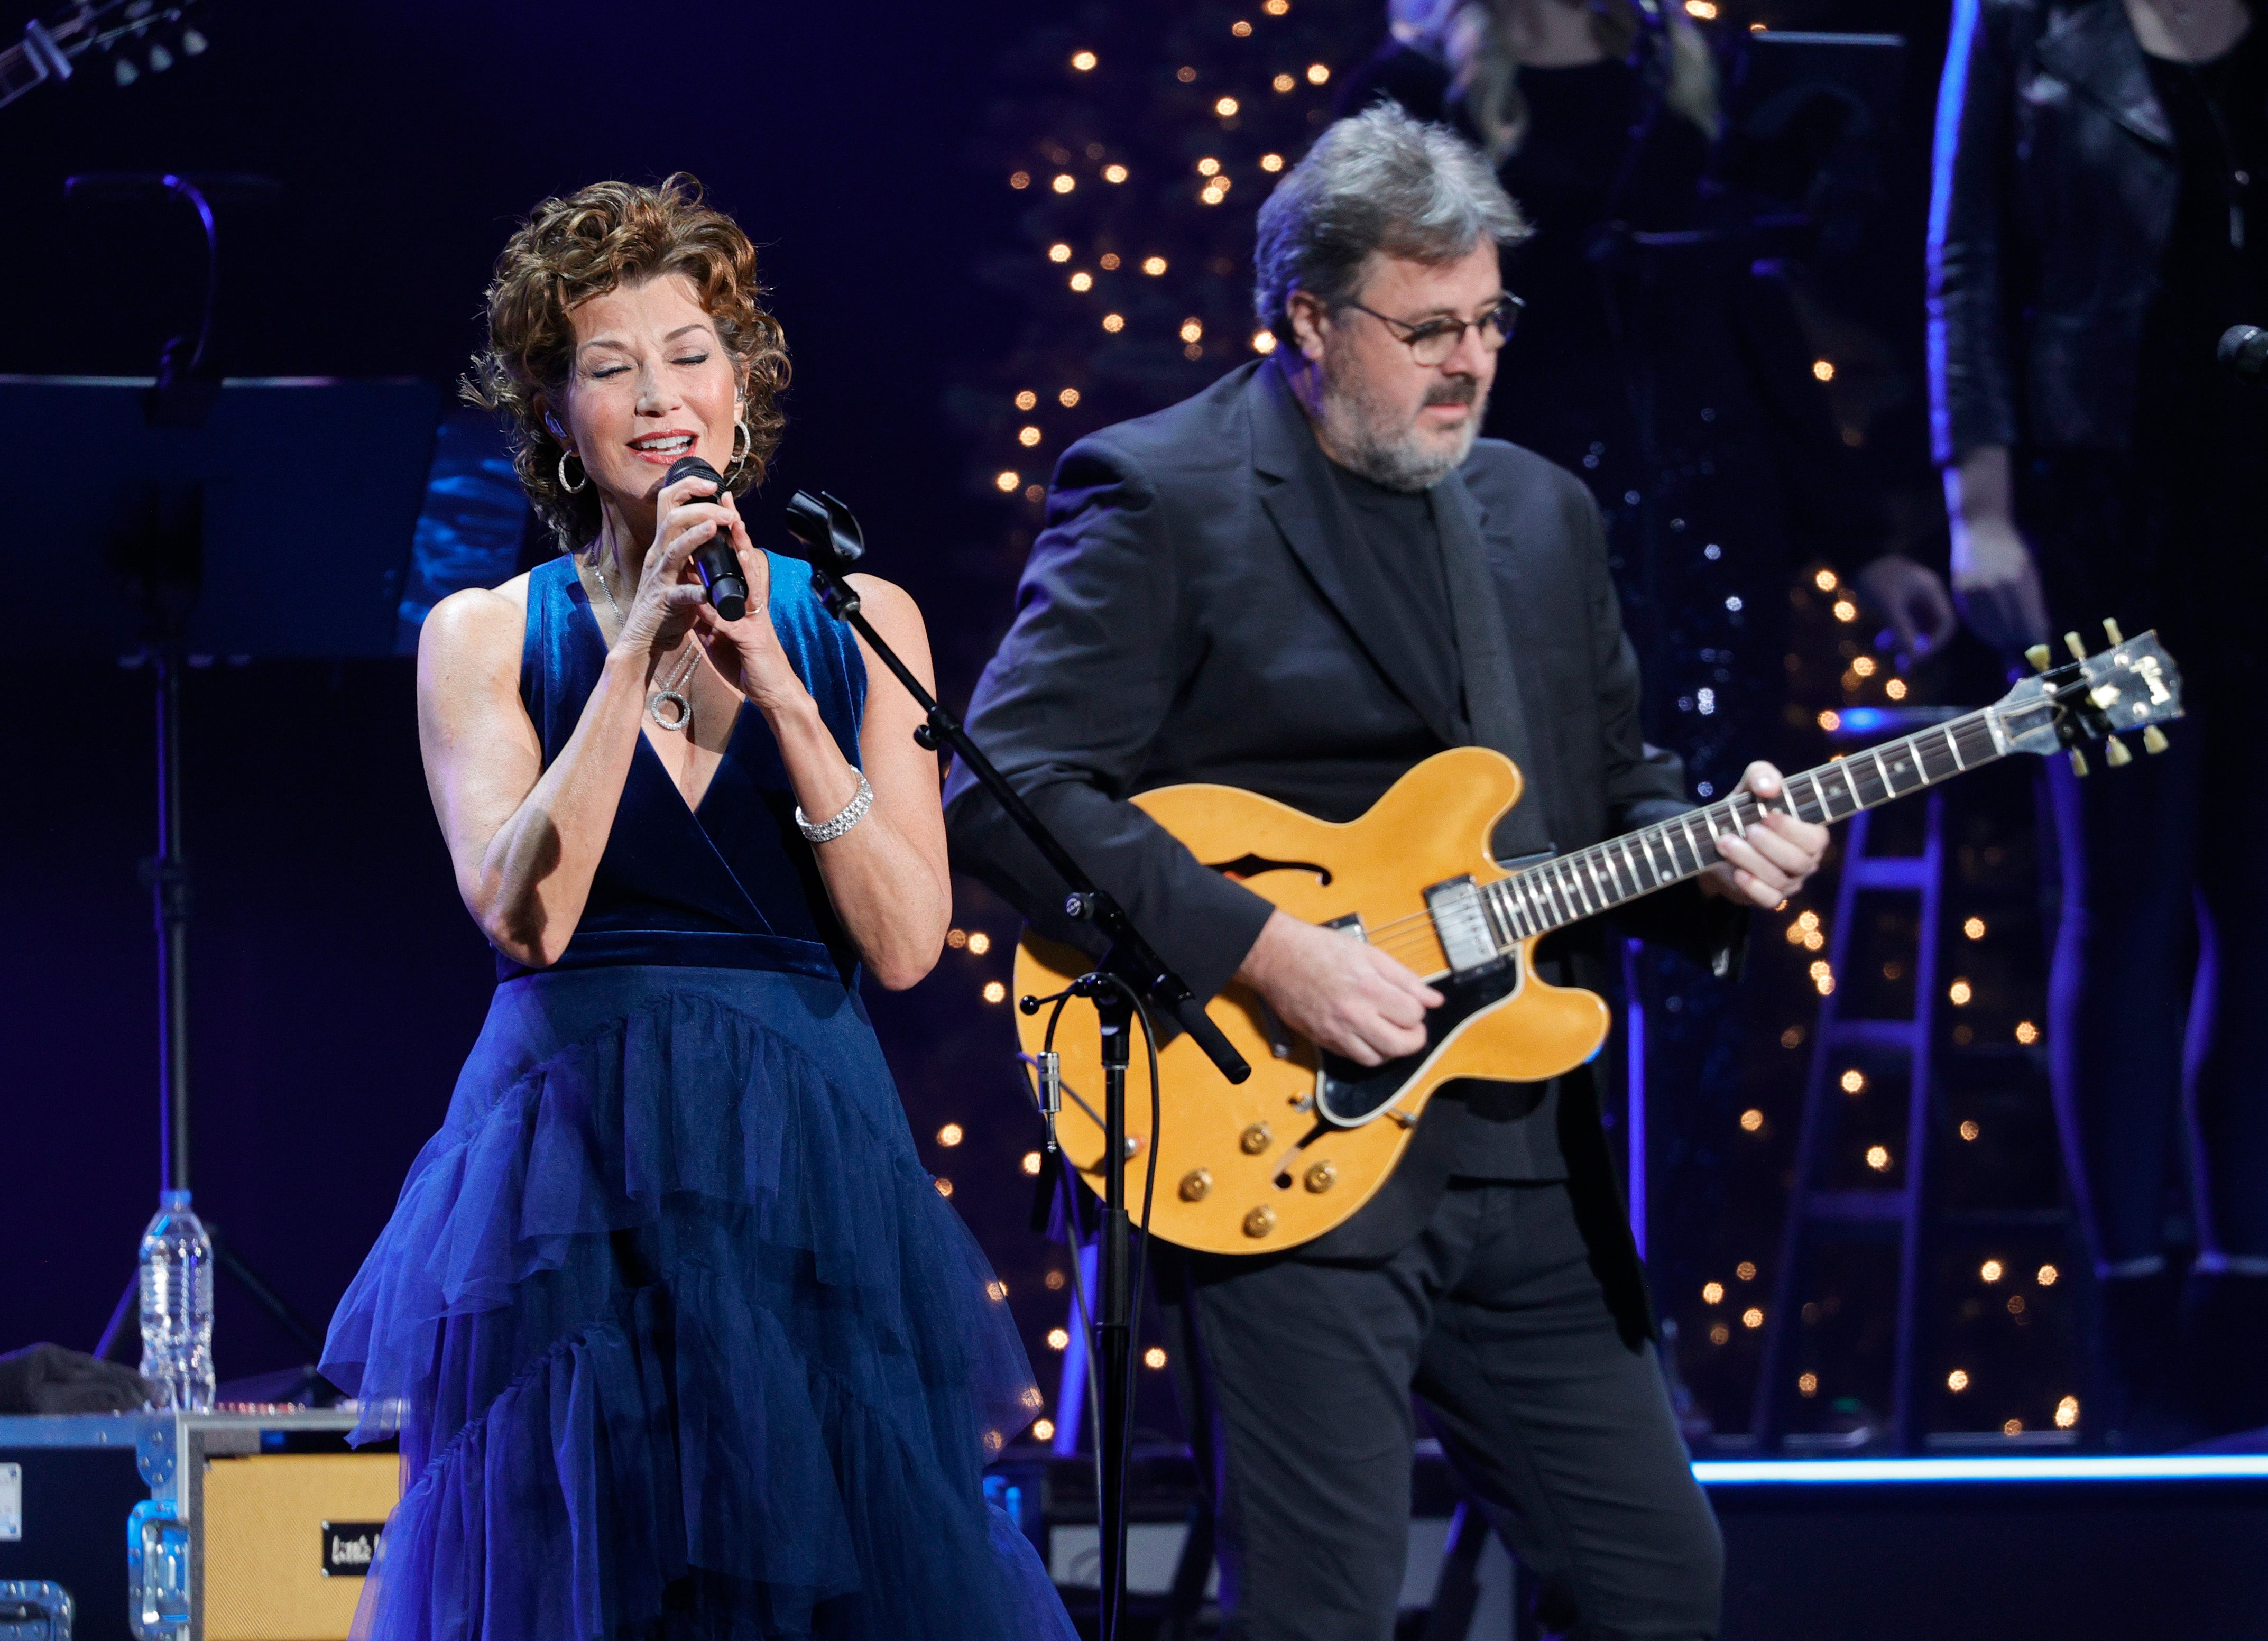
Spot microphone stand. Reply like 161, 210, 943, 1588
780, 491, 1250, 1641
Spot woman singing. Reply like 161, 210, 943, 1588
322, 178, 1072, 1638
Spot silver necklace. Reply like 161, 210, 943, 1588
591, 549, 703, 732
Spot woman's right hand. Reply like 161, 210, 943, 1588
607, 471, 734, 658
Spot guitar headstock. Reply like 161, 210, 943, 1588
13, 0, 207, 99
1991, 622, 2183, 771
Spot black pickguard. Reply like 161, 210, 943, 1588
1316, 956, 1524, 1125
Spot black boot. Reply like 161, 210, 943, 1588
2089, 1267, 2189, 1450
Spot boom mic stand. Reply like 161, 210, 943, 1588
779, 490, 1251, 1641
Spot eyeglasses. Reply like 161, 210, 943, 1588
1344, 294, 1525, 366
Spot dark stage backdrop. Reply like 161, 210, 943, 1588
0, 0, 1070, 1386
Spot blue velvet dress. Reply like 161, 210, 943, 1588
322, 555, 1071, 1640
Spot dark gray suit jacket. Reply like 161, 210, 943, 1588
945, 358, 1737, 1274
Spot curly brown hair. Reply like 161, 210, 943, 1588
463, 174, 790, 551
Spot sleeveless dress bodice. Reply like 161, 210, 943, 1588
508, 551, 868, 983
321, 555, 1070, 1641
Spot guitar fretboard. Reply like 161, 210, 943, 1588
1482, 698, 2052, 945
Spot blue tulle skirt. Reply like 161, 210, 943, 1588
321, 964, 1072, 1640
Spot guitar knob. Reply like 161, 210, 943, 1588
2103, 617, 2125, 646
1240, 1122, 1273, 1155
1303, 1160, 1338, 1194
2024, 644, 2052, 673
1242, 1205, 1277, 1239
2104, 737, 2133, 767
1178, 1169, 1213, 1203
2143, 725, 2170, 755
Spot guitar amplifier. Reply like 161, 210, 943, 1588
0, 1410, 397, 1641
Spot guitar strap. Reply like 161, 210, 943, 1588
1432, 474, 1555, 863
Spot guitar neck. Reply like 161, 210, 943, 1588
1485, 696, 2055, 943
0, 42, 48, 110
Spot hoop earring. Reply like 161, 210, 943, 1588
557, 447, 589, 495
729, 417, 752, 473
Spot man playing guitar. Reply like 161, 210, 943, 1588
946, 105, 1827, 1641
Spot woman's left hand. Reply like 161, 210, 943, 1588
686, 490, 797, 707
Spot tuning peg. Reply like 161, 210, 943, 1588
181, 29, 207, 54
2104, 737, 2133, 767
2064, 630, 2087, 661
114, 57, 139, 84
2025, 643, 2052, 672
2143, 724, 2170, 755
2103, 617, 2125, 646
2069, 748, 2090, 777
148, 43, 173, 71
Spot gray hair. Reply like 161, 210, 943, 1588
1253, 103, 1529, 342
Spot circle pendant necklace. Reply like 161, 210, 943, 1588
591, 550, 703, 733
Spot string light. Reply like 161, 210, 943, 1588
935, 1177, 954, 1197
1743, 1307, 1765, 1329
1142, 255, 1168, 275
1047, 1327, 1070, 1350
1013, 390, 1038, 411
1069, 271, 1093, 291
1196, 157, 1221, 176
1810, 959, 1834, 995
1964, 916, 1987, 940
1980, 1259, 2003, 1283
1025, 484, 1045, 503
966, 930, 992, 954
2055, 1395, 2079, 1428
1215, 96, 1240, 116
1814, 569, 1839, 591
1264, 0, 1289, 13
1840, 1069, 1866, 1095
1176, 64, 1197, 82
1851, 655, 1877, 678
982, 981, 1007, 1003
1045, 1270, 1066, 1291
1232, 19, 1253, 36
1273, 72, 1296, 92
1033, 1417, 1056, 1441
1102, 312, 1125, 332
1306, 61, 1330, 83
1022, 1151, 1043, 1176
2015, 1020, 2040, 1045
2007, 1294, 2027, 1315
1948, 1368, 1970, 1392
1949, 979, 1973, 1005
1865, 1144, 1892, 1171
1143, 1346, 1168, 1369
2003, 1418, 2024, 1435
1058, 388, 1080, 407
1740, 1108, 1765, 1132
995, 471, 1020, 492
1703, 1281, 1726, 1305
1710, 1323, 1731, 1345
1886, 678, 1909, 699
1833, 599, 1859, 622
1048, 243, 1072, 263
947, 927, 970, 946
1071, 50, 1098, 71
1251, 331, 1278, 353
1260, 152, 1285, 171
2037, 1264, 2059, 1286
1737, 1261, 1758, 1282
988, 1279, 1008, 1299
1010, 171, 1031, 190
1818, 709, 1841, 731
1019, 426, 1043, 447
1799, 1372, 1819, 1397
1813, 359, 1836, 381
1781, 1026, 1805, 1048
938, 1123, 965, 1147
1052, 174, 1076, 194
1686, 0, 1718, 14
1960, 1120, 1981, 1141
1179, 318, 1204, 343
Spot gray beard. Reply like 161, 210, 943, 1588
1316, 368, 1484, 493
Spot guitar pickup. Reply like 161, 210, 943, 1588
1424, 875, 1502, 975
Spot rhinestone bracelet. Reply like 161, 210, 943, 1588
796, 771, 875, 844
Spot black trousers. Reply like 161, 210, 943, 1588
1160, 1181, 1721, 1641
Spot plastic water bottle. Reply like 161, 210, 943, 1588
138, 1190, 215, 1412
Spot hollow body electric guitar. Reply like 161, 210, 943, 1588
1015, 628, 2184, 1255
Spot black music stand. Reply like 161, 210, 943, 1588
0, 374, 441, 1367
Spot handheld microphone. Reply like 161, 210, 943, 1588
2218, 324, 2268, 386
663, 455, 750, 621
